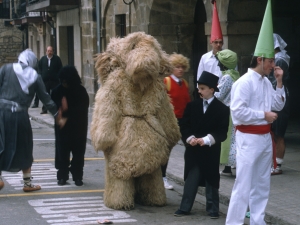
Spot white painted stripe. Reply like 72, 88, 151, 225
28, 197, 137, 224
1, 162, 74, 190
33, 139, 55, 141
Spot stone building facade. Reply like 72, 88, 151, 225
0, 20, 23, 67
2, 0, 300, 114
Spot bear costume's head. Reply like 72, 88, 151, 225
95, 32, 172, 91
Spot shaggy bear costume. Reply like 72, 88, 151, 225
91, 32, 181, 210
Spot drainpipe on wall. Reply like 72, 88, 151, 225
96, 0, 101, 53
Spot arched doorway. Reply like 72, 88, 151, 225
148, 0, 206, 97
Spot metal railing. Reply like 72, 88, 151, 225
27, 0, 49, 5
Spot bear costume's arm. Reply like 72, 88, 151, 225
90, 75, 122, 152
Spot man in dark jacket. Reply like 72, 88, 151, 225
32, 46, 62, 114
174, 71, 229, 219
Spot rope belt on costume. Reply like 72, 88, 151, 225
236, 124, 277, 169
122, 113, 168, 140
0, 99, 27, 113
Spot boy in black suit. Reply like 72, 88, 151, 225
174, 71, 229, 219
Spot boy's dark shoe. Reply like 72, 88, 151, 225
174, 209, 190, 217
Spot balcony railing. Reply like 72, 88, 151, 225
26, 0, 79, 12
7, 0, 44, 25
12, 0, 27, 19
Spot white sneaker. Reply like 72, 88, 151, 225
163, 177, 173, 190
271, 166, 282, 175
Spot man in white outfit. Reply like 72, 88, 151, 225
226, 0, 286, 224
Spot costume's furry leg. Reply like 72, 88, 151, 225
104, 165, 135, 210
135, 167, 166, 206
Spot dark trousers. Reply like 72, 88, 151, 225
179, 165, 219, 214
55, 137, 86, 181
33, 94, 39, 106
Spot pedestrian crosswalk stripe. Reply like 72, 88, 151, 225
33, 158, 105, 162
0, 189, 104, 198
2, 163, 77, 190
28, 196, 137, 224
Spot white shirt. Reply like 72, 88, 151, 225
170, 74, 181, 83
197, 51, 222, 82
47, 55, 53, 67
230, 68, 285, 126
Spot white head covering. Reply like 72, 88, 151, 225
13, 49, 38, 94
273, 33, 290, 66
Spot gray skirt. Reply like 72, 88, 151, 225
0, 109, 33, 172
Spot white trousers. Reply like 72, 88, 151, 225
226, 131, 272, 225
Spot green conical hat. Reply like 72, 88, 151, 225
254, 0, 274, 58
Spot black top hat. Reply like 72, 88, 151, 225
197, 71, 219, 92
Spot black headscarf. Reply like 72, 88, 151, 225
58, 65, 82, 87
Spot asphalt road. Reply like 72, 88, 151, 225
0, 120, 228, 225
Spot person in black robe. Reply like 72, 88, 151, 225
51, 65, 89, 186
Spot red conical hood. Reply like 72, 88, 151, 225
210, 1, 223, 43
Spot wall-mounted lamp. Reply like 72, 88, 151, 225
123, 0, 134, 5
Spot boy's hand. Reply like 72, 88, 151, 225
189, 137, 198, 146
196, 138, 205, 146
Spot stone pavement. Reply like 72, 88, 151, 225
28, 106, 300, 225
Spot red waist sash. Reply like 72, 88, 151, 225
236, 124, 277, 169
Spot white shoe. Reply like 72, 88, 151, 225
163, 177, 173, 190
271, 166, 282, 175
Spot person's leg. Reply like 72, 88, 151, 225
161, 160, 173, 189
41, 81, 51, 113
226, 131, 253, 225
249, 135, 272, 225
177, 165, 202, 213
271, 135, 285, 175
55, 145, 70, 185
32, 94, 39, 107
70, 139, 86, 186
0, 171, 4, 190
205, 181, 219, 218
22, 167, 41, 192
271, 110, 288, 175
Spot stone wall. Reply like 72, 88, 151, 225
81, 0, 98, 107
0, 20, 23, 67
